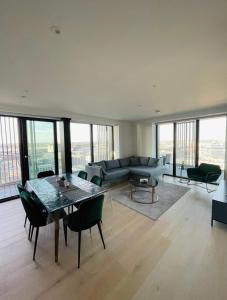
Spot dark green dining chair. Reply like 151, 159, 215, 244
64, 194, 105, 268
20, 191, 67, 260
17, 183, 28, 227
37, 170, 55, 178
90, 175, 102, 187
78, 170, 88, 180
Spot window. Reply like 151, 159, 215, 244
157, 115, 227, 178
70, 123, 91, 172
158, 123, 174, 175
199, 117, 226, 169
176, 120, 196, 176
93, 125, 113, 161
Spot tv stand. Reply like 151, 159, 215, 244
211, 180, 227, 226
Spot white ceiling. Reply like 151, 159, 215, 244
0, 0, 227, 121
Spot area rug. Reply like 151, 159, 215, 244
110, 181, 190, 220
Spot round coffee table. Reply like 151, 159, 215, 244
129, 178, 158, 204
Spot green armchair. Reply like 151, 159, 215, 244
187, 163, 221, 192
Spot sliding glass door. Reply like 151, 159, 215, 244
157, 123, 174, 175
157, 115, 226, 179
176, 121, 196, 177
26, 120, 57, 179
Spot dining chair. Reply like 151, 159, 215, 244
90, 175, 102, 187
78, 170, 88, 180
37, 170, 55, 178
64, 194, 105, 268
17, 183, 28, 227
20, 191, 67, 260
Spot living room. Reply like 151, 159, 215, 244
1, 1, 227, 300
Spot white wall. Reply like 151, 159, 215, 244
118, 121, 137, 158
136, 122, 155, 157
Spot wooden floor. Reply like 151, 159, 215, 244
1, 177, 227, 300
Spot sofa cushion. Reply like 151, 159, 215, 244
130, 157, 140, 166
148, 158, 159, 167
129, 166, 164, 178
139, 157, 149, 166
119, 157, 130, 167
105, 159, 120, 170
92, 160, 106, 170
104, 168, 130, 181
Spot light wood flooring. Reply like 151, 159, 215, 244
1, 177, 227, 300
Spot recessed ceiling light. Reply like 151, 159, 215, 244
137, 104, 142, 108
152, 84, 157, 88
155, 109, 160, 113
50, 25, 61, 35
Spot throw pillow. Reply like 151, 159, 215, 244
139, 157, 149, 166
148, 157, 159, 167
130, 157, 140, 166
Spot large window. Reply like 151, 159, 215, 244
157, 115, 227, 178
70, 123, 114, 171
70, 123, 91, 172
93, 125, 113, 161
199, 117, 226, 169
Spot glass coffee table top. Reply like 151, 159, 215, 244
129, 178, 158, 204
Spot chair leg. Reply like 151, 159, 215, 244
97, 221, 106, 249
28, 223, 32, 240
31, 226, 34, 241
24, 215, 27, 227
78, 231, 81, 268
33, 227, 39, 261
63, 221, 67, 247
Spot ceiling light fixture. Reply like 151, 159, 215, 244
50, 25, 61, 35
155, 109, 160, 113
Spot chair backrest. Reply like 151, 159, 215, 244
78, 170, 88, 180
17, 183, 26, 195
20, 191, 47, 227
199, 163, 221, 175
37, 170, 54, 178
69, 195, 104, 231
90, 175, 102, 187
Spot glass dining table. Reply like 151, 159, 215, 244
25, 173, 107, 263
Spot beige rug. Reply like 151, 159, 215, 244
110, 181, 190, 220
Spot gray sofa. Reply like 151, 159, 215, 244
85, 156, 165, 183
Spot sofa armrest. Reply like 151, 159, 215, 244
85, 165, 103, 180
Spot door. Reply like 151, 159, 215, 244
0, 116, 21, 201
21, 119, 58, 182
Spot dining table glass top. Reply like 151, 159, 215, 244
26, 173, 106, 213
